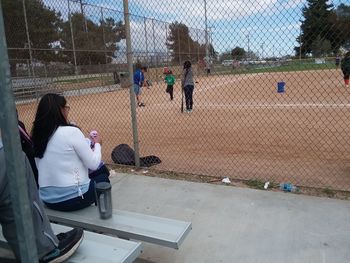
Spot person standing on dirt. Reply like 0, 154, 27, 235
341, 51, 350, 87
181, 61, 195, 113
335, 55, 341, 68
133, 66, 147, 107
164, 69, 176, 101
204, 57, 211, 76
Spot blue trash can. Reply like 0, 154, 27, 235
277, 82, 285, 93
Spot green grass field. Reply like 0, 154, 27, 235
214, 59, 337, 76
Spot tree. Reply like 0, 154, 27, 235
311, 35, 332, 57
219, 51, 232, 61
295, 0, 334, 57
246, 50, 258, 60
60, 13, 125, 65
333, 4, 350, 52
166, 22, 207, 64
2, 0, 61, 72
231, 46, 246, 60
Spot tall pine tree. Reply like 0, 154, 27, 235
2, 0, 61, 73
296, 0, 334, 57
60, 13, 125, 65
333, 4, 350, 51
166, 22, 206, 63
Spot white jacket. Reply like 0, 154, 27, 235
36, 126, 101, 188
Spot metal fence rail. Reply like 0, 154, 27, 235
3, 0, 350, 192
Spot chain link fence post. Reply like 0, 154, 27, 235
123, 0, 140, 168
67, 0, 78, 75
143, 17, 149, 63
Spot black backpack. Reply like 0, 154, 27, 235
111, 144, 161, 167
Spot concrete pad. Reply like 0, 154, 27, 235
110, 173, 350, 263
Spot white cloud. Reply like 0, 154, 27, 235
41, 0, 308, 57
130, 0, 281, 21
267, 22, 301, 33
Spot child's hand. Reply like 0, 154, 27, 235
90, 130, 102, 145
93, 135, 102, 145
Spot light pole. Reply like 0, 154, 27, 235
67, 0, 78, 75
299, 27, 302, 61
22, 0, 34, 77
204, 0, 209, 60
100, 7, 108, 64
143, 17, 149, 63
247, 33, 250, 59
152, 19, 157, 66
260, 42, 264, 60
79, 0, 88, 33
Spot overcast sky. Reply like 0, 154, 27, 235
45, 0, 348, 58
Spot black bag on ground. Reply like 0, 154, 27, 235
111, 144, 161, 167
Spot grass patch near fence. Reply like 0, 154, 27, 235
246, 179, 266, 190
214, 62, 336, 76
322, 187, 336, 198
54, 76, 113, 84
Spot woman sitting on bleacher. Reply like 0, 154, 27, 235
32, 93, 110, 211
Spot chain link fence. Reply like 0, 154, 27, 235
3, 0, 350, 193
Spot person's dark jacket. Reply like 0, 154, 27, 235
18, 121, 38, 187
341, 55, 350, 75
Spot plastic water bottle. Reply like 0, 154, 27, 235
280, 183, 299, 193
95, 182, 113, 219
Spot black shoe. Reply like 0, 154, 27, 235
138, 102, 145, 107
40, 228, 84, 263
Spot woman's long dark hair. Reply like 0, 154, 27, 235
32, 93, 69, 158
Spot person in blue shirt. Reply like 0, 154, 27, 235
133, 66, 148, 107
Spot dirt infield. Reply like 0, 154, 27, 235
17, 69, 350, 191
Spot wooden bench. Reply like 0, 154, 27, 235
46, 206, 192, 249
0, 223, 143, 263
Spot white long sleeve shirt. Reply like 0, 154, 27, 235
36, 126, 101, 202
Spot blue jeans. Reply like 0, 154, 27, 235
184, 85, 194, 110
133, 84, 141, 95
44, 168, 110, 212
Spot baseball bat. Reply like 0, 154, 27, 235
181, 86, 184, 113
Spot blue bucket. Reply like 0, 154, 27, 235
277, 82, 285, 93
